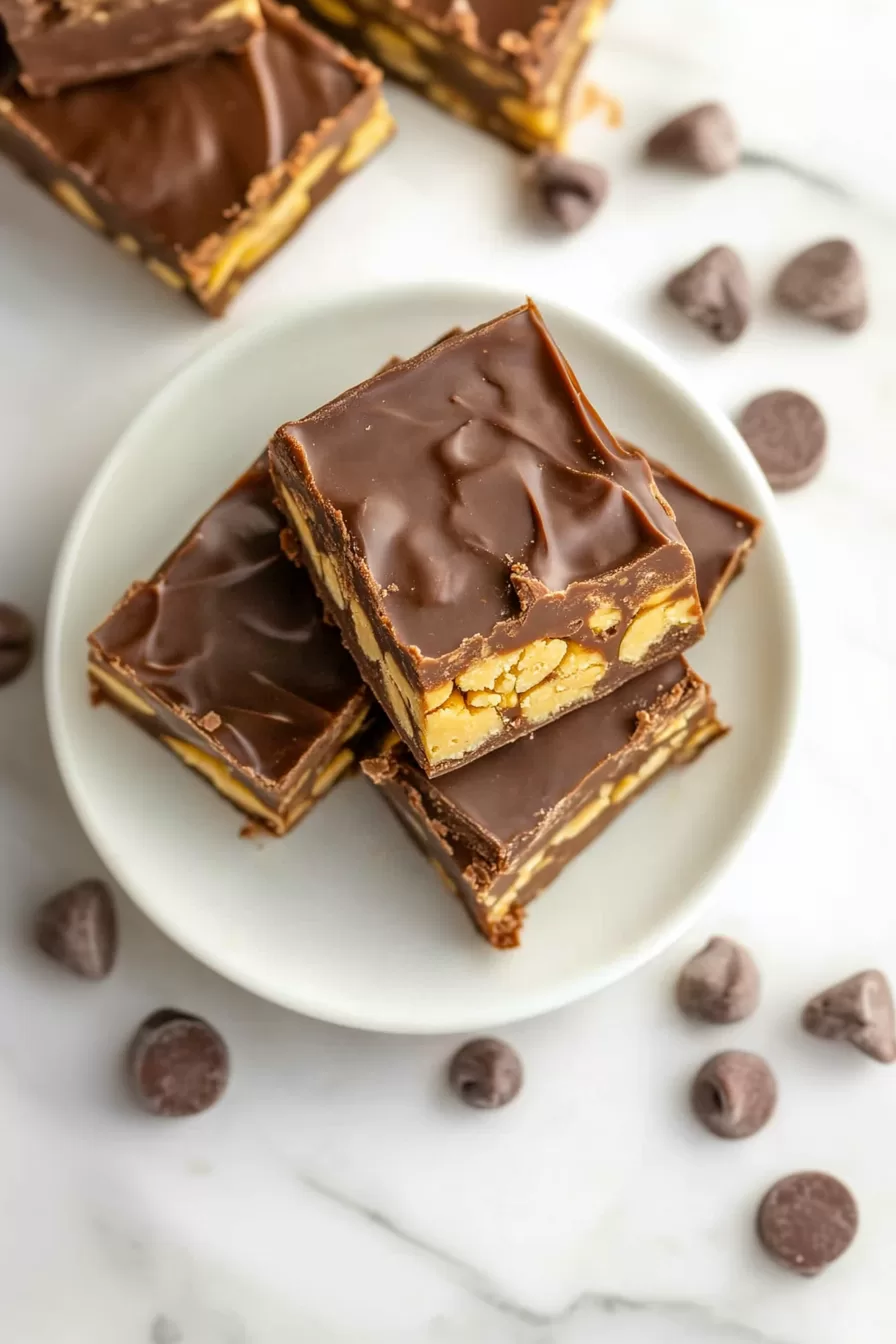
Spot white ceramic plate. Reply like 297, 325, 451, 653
46, 282, 799, 1034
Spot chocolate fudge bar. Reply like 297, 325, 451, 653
292, 0, 606, 150
361, 451, 758, 945
364, 660, 724, 947
0, 1, 394, 314
636, 452, 761, 617
269, 302, 704, 776
88, 462, 370, 835
0, 0, 262, 96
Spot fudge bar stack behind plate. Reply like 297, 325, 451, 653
0, 0, 395, 312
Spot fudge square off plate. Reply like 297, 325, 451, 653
269, 301, 705, 777
292, 0, 607, 150
88, 461, 370, 835
362, 444, 759, 948
0, 0, 262, 96
0, 0, 394, 314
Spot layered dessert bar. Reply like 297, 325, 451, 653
364, 660, 724, 947
0, 1, 394, 313
361, 452, 759, 946
292, 0, 607, 150
269, 302, 704, 776
0, 0, 262, 96
88, 462, 371, 835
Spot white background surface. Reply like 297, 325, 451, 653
1, 0, 894, 1339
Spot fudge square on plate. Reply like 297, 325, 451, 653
292, 0, 607, 150
0, 0, 262, 96
88, 461, 371, 836
268, 301, 705, 777
0, 1, 395, 314
364, 660, 724, 947
361, 450, 758, 946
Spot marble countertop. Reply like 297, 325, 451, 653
1, 0, 894, 1339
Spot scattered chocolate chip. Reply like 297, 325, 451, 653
0, 602, 34, 687
129, 1010, 229, 1117
527, 153, 609, 232
802, 969, 896, 1063
448, 1037, 522, 1109
35, 879, 118, 980
666, 246, 751, 343
646, 102, 740, 175
737, 390, 826, 490
775, 239, 867, 332
676, 936, 760, 1024
691, 1051, 776, 1139
757, 1172, 858, 1276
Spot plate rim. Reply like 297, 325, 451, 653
44, 279, 801, 1034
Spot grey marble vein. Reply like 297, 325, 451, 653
296, 1170, 795, 1343
739, 150, 852, 201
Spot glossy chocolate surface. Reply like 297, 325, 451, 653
646, 456, 759, 610
90, 463, 363, 782
278, 302, 683, 659
1, 5, 361, 248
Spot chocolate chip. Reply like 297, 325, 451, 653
129, 1010, 229, 1117
0, 602, 34, 687
737, 390, 826, 490
802, 969, 896, 1063
527, 153, 609, 232
775, 239, 867, 332
646, 102, 740, 175
691, 1051, 776, 1139
35, 879, 117, 980
666, 246, 751, 343
448, 1037, 522, 1109
676, 936, 760, 1024
757, 1172, 858, 1276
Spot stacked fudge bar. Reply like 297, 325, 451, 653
88, 301, 760, 946
0, 0, 395, 313
291, 0, 608, 149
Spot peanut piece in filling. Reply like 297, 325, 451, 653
426, 82, 479, 124
89, 665, 155, 717
305, 0, 357, 23
618, 586, 701, 664
338, 98, 396, 174
365, 22, 430, 82
51, 179, 103, 230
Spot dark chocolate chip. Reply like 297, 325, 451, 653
129, 1010, 229, 1117
737, 390, 826, 490
448, 1037, 522, 1109
35, 879, 118, 980
757, 1172, 858, 1276
802, 969, 896, 1063
676, 936, 760, 1024
691, 1050, 776, 1139
527, 153, 609, 232
646, 102, 740, 174
775, 239, 867, 332
0, 602, 34, 687
666, 246, 751, 343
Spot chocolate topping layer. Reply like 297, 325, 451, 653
431, 657, 690, 846
2, 8, 361, 249
280, 303, 682, 659
646, 458, 759, 609
90, 464, 362, 783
